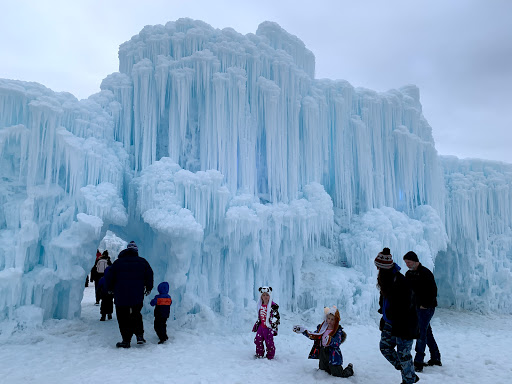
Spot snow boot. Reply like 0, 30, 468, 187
136, 335, 146, 344
414, 362, 424, 372
342, 363, 354, 377
116, 341, 130, 348
100, 314, 106, 321
427, 359, 442, 366
107, 314, 112, 320
158, 339, 166, 345
401, 374, 420, 384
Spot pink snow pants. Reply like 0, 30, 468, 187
254, 325, 275, 359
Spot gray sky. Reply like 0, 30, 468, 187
1, 0, 511, 163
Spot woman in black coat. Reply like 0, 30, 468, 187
375, 248, 419, 384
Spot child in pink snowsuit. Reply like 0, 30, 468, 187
252, 286, 280, 359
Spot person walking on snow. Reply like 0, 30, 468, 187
98, 266, 114, 321
105, 241, 153, 348
375, 248, 420, 384
91, 250, 111, 305
150, 281, 172, 344
403, 251, 442, 371
252, 286, 280, 359
293, 306, 354, 378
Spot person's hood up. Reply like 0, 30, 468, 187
157, 282, 169, 294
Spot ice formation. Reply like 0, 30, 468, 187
0, 19, 511, 327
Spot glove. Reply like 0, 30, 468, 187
144, 288, 152, 296
272, 330, 277, 336
293, 325, 306, 334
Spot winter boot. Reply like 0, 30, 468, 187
401, 374, 420, 384
342, 363, 354, 377
100, 314, 106, 321
107, 314, 112, 320
414, 362, 424, 372
158, 339, 166, 345
427, 359, 442, 366
116, 341, 130, 348
136, 335, 146, 344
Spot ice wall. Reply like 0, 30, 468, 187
1, 18, 511, 328
108, 19, 443, 215
436, 157, 512, 312
101, 18, 445, 316
0, 79, 128, 324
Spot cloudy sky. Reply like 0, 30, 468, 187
1, 0, 511, 163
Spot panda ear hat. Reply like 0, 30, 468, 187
258, 286, 272, 294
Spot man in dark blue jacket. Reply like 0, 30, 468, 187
105, 241, 153, 348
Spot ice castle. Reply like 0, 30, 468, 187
1, 19, 511, 327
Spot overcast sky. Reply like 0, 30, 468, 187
1, 0, 511, 163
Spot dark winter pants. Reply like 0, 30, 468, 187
415, 307, 440, 364
94, 273, 104, 303
115, 303, 144, 343
254, 325, 275, 359
380, 322, 416, 384
319, 347, 353, 378
154, 316, 168, 341
100, 294, 114, 315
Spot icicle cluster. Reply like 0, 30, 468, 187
437, 157, 512, 312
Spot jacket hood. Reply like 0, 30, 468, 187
158, 282, 169, 294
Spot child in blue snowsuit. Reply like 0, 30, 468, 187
150, 282, 172, 344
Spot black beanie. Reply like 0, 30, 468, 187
403, 251, 419, 262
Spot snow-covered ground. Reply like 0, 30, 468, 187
1, 286, 511, 384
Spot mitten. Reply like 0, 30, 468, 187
293, 325, 306, 333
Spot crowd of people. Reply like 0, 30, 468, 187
88, 243, 441, 384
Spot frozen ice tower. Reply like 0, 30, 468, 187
1, 19, 511, 329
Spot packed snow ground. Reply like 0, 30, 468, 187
1, 286, 511, 384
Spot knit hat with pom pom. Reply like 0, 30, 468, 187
374, 247, 393, 269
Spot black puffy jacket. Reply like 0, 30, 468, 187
378, 265, 419, 340
105, 248, 153, 306
405, 263, 438, 308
